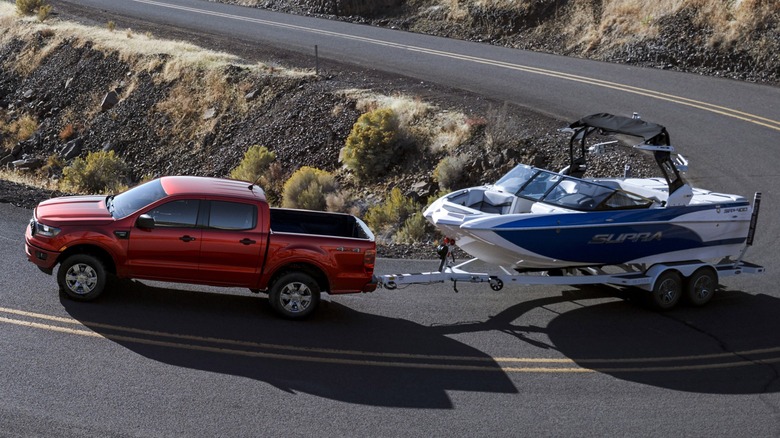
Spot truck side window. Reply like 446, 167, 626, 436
209, 201, 257, 230
148, 200, 200, 227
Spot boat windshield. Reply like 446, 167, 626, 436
494, 165, 537, 193
495, 165, 653, 211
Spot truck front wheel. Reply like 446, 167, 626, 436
57, 254, 107, 301
269, 272, 320, 319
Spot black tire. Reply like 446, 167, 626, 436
649, 270, 682, 310
268, 272, 320, 319
57, 254, 107, 302
684, 267, 718, 307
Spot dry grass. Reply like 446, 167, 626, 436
0, 168, 59, 190
155, 67, 253, 139
0, 3, 313, 76
0, 1, 314, 142
58, 123, 75, 141
435, 0, 778, 52
7, 114, 39, 143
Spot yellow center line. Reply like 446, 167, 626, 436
0, 306, 569, 363
0, 315, 588, 373
3, 306, 779, 373
130, 0, 780, 132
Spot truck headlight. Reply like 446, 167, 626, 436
35, 221, 61, 237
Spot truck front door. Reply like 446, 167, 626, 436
126, 199, 202, 281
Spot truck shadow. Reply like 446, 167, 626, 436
430, 286, 780, 395
60, 279, 518, 409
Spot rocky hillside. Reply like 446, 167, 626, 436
0, 3, 661, 256
223, 0, 780, 85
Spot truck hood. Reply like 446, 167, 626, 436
35, 195, 114, 224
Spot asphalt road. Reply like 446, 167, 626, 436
3, 0, 780, 436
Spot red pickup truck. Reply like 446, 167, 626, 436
25, 176, 377, 318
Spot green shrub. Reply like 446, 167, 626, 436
433, 154, 469, 191
282, 166, 338, 211
365, 188, 420, 235
395, 212, 429, 244
36, 4, 51, 21
341, 108, 403, 181
229, 145, 276, 183
62, 150, 129, 194
16, 0, 47, 16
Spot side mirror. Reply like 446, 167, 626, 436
136, 214, 155, 229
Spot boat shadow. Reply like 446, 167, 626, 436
60, 278, 518, 409
431, 285, 780, 394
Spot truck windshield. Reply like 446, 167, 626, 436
108, 179, 167, 219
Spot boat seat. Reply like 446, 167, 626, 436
468, 191, 514, 214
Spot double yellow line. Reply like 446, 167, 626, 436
131, 0, 780, 132
3, 306, 779, 374
0, 306, 585, 372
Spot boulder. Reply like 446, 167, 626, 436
101, 90, 120, 111
60, 138, 83, 160
202, 107, 216, 120
11, 158, 43, 171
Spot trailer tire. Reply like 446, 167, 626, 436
684, 267, 717, 307
268, 272, 320, 319
57, 254, 107, 302
650, 270, 682, 310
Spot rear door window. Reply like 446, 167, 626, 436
209, 201, 257, 230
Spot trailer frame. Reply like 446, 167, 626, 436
379, 258, 764, 309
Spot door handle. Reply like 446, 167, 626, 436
179, 235, 196, 242
240, 238, 256, 245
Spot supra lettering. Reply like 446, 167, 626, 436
589, 232, 663, 244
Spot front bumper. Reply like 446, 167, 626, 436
25, 238, 60, 275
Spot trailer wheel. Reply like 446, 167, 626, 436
684, 267, 717, 307
57, 254, 107, 302
489, 277, 504, 291
268, 272, 320, 319
650, 270, 682, 310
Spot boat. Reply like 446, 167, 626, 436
423, 113, 758, 270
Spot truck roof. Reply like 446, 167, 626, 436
159, 176, 266, 202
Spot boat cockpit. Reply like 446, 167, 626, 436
447, 164, 655, 215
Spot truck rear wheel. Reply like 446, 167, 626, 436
269, 272, 320, 319
57, 254, 107, 302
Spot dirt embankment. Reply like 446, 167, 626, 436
0, 5, 659, 257
0, 10, 559, 205
224, 0, 780, 85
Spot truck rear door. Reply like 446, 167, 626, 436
198, 200, 266, 287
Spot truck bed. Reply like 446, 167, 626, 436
269, 208, 372, 240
